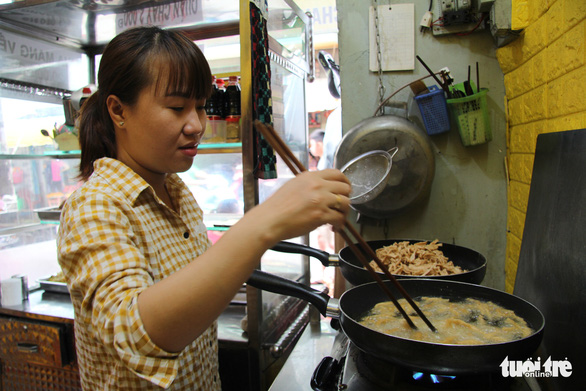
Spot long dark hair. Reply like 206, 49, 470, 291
78, 26, 212, 181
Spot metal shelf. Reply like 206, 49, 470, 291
0, 223, 49, 236
198, 142, 242, 154
0, 143, 242, 160
0, 151, 80, 159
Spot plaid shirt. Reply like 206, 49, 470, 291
58, 158, 221, 390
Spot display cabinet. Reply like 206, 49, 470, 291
0, 0, 314, 390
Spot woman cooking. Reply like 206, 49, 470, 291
57, 26, 351, 390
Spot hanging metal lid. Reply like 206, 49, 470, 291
334, 115, 435, 219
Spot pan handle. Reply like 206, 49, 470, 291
271, 241, 339, 267
246, 270, 338, 317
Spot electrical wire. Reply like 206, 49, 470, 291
456, 14, 486, 36
432, 17, 444, 27
373, 73, 442, 117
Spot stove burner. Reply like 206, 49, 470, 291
412, 372, 457, 385
355, 351, 465, 389
336, 343, 533, 391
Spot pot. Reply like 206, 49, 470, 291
334, 115, 435, 218
272, 239, 486, 285
246, 271, 545, 375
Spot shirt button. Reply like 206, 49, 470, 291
183, 231, 190, 239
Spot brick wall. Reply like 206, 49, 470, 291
496, 0, 586, 292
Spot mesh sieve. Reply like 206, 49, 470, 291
341, 147, 398, 204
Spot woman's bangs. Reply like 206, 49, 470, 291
153, 47, 212, 100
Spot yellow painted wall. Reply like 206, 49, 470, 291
497, 0, 586, 293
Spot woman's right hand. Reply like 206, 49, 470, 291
137, 169, 350, 352
245, 168, 351, 247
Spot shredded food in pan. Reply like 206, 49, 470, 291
359, 297, 534, 345
370, 240, 466, 276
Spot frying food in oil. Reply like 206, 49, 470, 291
359, 297, 533, 345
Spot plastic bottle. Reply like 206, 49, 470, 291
224, 75, 241, 142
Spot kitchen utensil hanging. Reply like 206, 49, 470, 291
413, 85, 451, 135
334, 113, 435, 219
340, 147, 398, 204
447, 75, 492, 147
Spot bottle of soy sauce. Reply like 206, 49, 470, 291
224, 75, 241, 142
215, 77, 226, 118
204, 76, 226, 142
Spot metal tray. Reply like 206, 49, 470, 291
34, 207, 62, 222
38, 276, 69, 294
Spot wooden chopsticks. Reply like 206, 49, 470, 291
254, 120, 436, 332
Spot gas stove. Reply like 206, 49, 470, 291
311, 333, 534, 391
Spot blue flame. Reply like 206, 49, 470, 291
412, 372, 457, 383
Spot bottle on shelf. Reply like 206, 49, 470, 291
215, 77, 226, 118
204, 75, 226, 143
224, 75, 241, 143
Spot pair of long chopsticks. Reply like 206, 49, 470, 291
416, 55, 450, 97
254, 120, 436, 332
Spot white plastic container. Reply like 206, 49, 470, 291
1, 278, 23, 306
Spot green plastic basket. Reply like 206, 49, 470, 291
447, 86, 491, 146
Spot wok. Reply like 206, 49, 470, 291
247, 270, 545, 375
272, 239, 487, 285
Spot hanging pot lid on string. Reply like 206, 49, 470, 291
334, 115, 435, 219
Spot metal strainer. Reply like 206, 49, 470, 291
341, 147, 398, 204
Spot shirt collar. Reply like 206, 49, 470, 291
92, 158, 183, 206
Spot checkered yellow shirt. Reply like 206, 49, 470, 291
58, 158, 221, 390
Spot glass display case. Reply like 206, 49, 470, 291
0, 88, 81, 284
0, 0, 314, 389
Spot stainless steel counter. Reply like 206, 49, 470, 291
269, 318, 337, 391
0, 289, 249, 347
0, 289, 75, 322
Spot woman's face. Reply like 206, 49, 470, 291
115, 80, 207, 185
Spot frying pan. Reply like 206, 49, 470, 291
247, 271, 545, 375
272, 239, 487, 285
